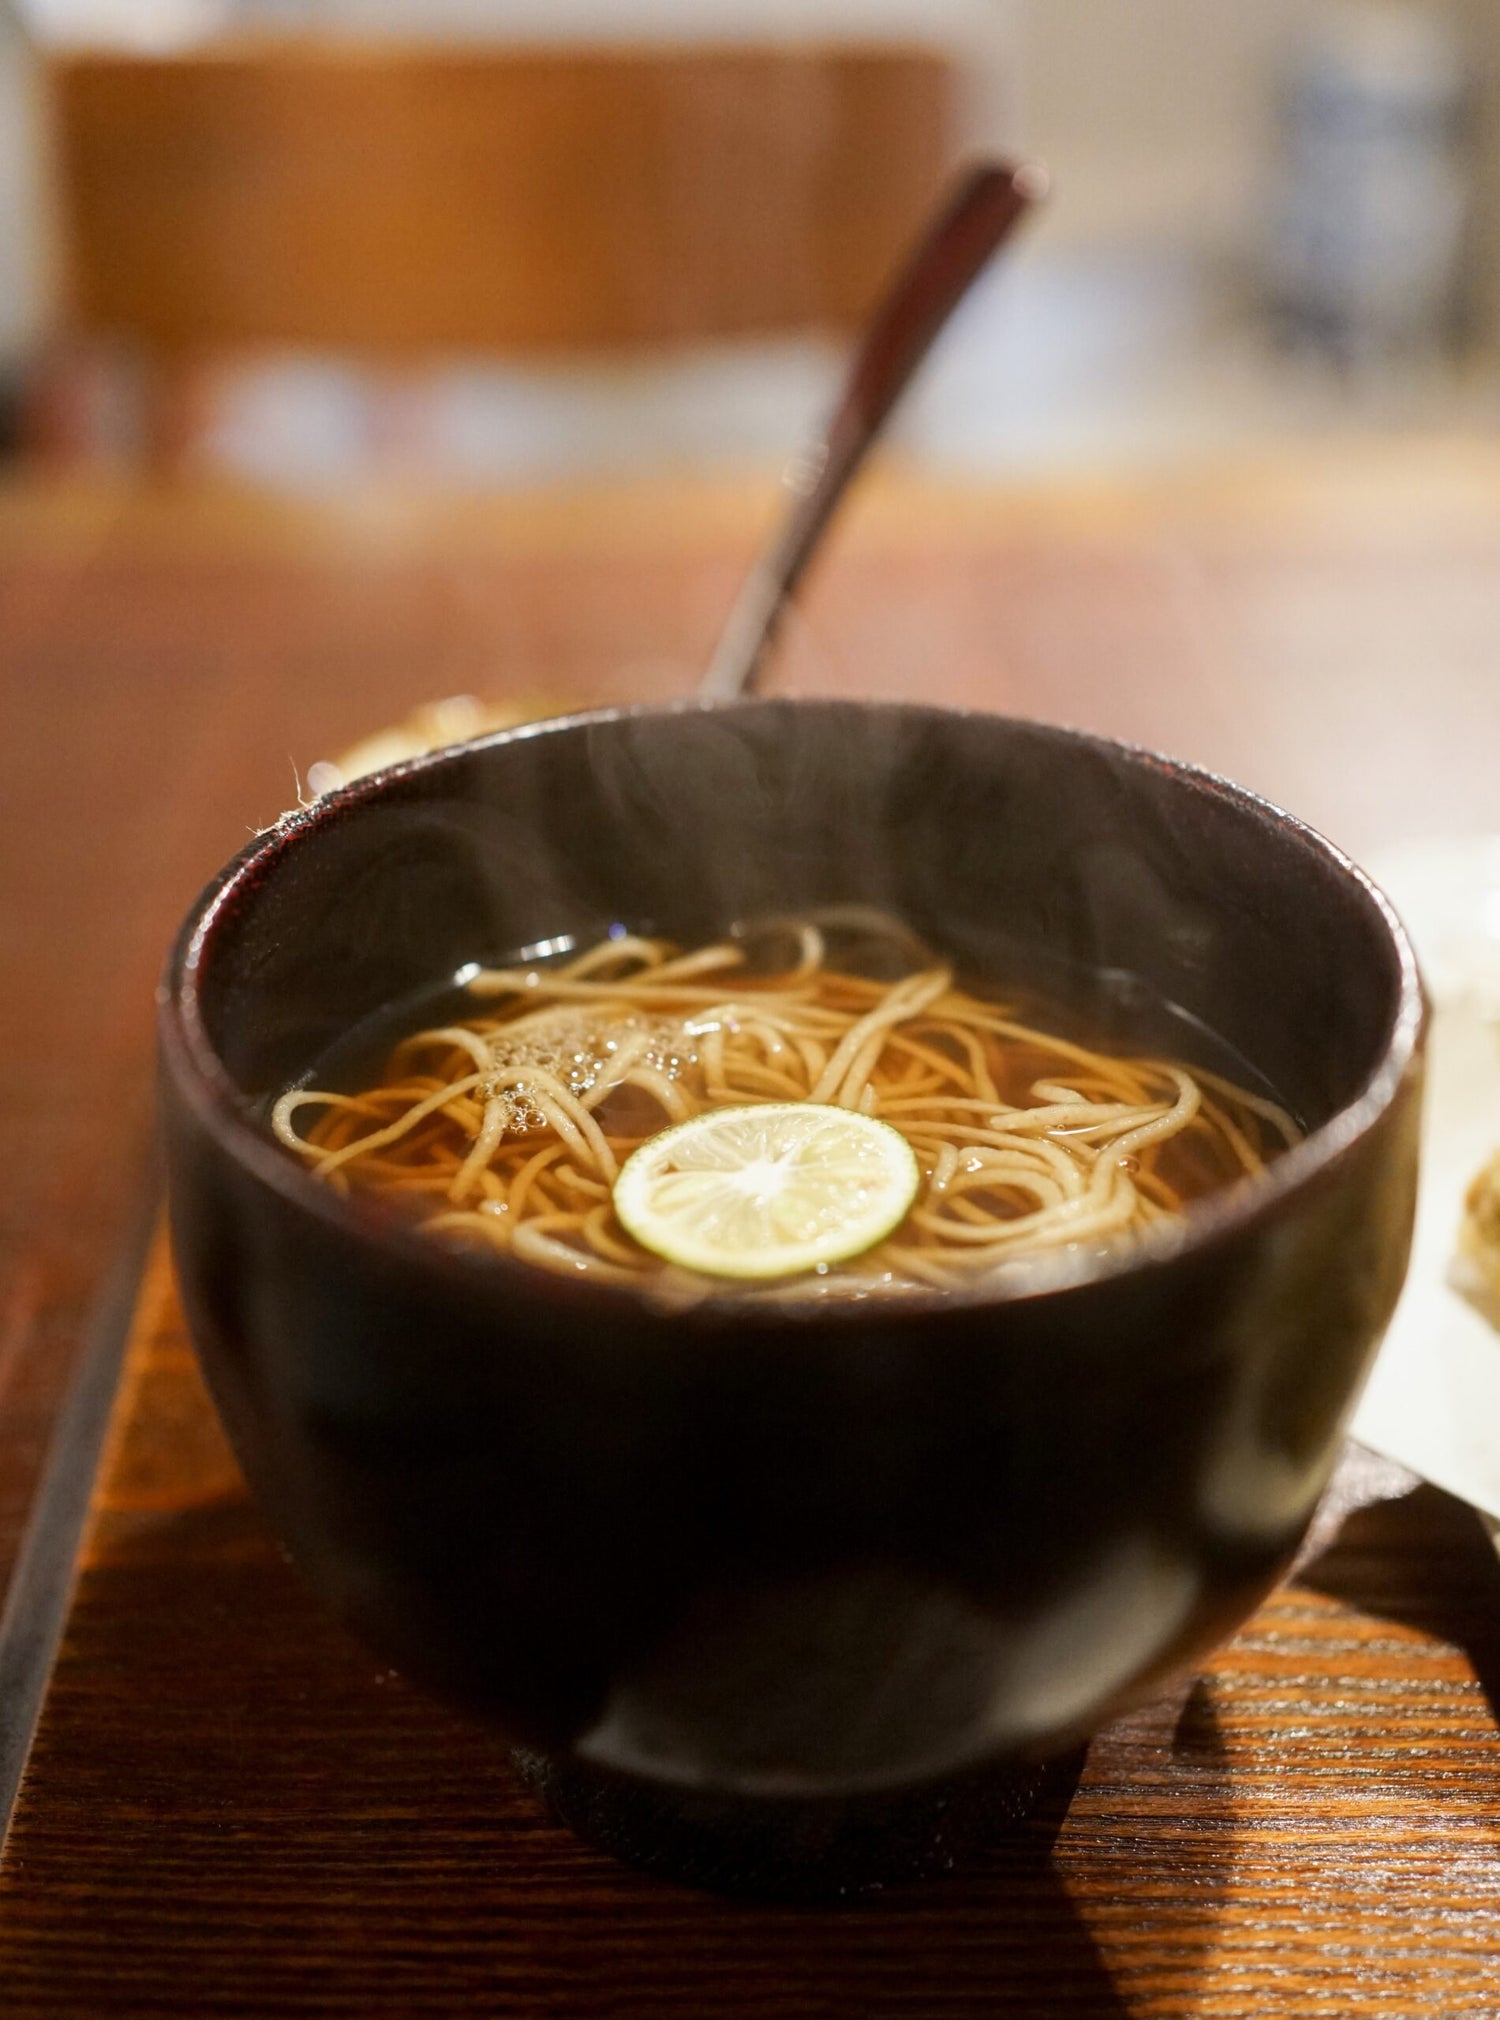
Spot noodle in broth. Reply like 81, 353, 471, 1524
271, 913, 1301, 1298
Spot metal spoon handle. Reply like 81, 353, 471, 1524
699, 158, 1045, 704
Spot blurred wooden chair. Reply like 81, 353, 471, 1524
34, 40, 954, 473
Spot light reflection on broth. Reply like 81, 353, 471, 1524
271, 911, 1301, 1299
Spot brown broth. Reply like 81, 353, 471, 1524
274, 933, 1300, 1296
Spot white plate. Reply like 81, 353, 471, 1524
1351, 837, 1500, 1523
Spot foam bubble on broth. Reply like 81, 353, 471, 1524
475, 1005, 700, 1137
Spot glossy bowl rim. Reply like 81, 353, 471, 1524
158, 697, 1427, 1326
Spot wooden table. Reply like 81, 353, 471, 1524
2, 446, 1500, 2014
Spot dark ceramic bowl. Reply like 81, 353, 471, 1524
159, 700, 1423, 1889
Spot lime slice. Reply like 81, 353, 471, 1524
613, 1102, 920, 1281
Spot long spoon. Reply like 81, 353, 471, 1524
698, 158, 1046, 704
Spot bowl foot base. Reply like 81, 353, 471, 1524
511, 1744, 1086, 1900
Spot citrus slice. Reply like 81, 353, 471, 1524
613, 1102, 920, 1281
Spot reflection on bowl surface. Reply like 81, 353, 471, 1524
159, 701, 1423, 1798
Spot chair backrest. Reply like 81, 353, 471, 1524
48, 41, 954, 355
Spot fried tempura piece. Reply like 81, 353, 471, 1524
1458, 1149, 1500, 1312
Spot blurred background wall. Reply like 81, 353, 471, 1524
2, 0, 1498, 478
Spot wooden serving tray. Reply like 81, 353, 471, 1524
3, 1230, 1500, 2017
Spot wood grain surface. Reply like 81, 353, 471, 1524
3, 447, 1500, 2012
3, 1237, 1500, 2016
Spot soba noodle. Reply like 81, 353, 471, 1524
271, 915, 1301, 1298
